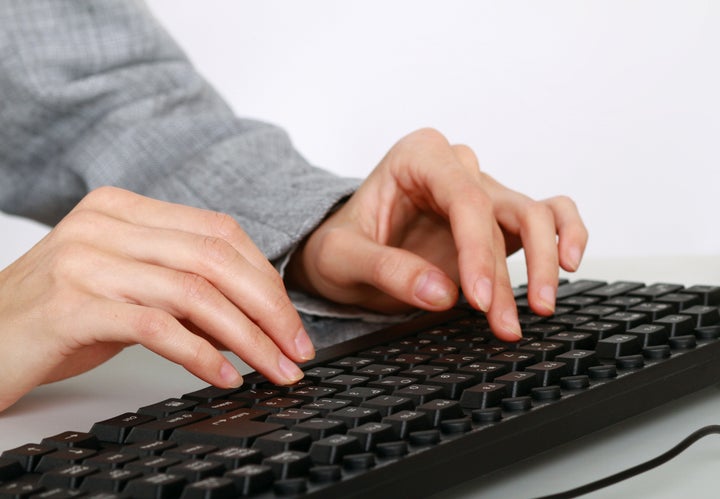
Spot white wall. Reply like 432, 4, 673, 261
3, 0, 719, 269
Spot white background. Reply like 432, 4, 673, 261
3, 0, 719, 271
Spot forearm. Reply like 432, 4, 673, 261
0, 0, 358, 262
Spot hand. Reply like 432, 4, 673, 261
0, 187, 314, 411
286, 128, 588, 340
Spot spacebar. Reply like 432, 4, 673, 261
169, 409, 283, 447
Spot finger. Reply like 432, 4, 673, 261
392, 130, 497, 312
514, 202, 561, 316
484, 224, 523, 341
543, 195, 589, 272
68, 248, 305, 385
58, 208, 314, 363
476, 177, 563, 315
85, 300, 246, 389
316, 228, 459, 312
74, 186, 278, 278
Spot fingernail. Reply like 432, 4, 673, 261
295, 329, 315, 361
278, 355, 304, 384
501, 308, 523, 339
415, 270, 454, 307
539, 285, 556, 314
220, 361, 243, 388
473, 277, 493, 312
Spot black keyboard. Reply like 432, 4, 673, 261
3, 279, 720, 498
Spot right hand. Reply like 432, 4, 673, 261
0, 187, 314, 411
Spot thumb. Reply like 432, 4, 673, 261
325, 230, 459, 312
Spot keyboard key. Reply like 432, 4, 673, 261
137, 398, 198, 418
224, 464, 274, 495
459, 383, 507, 409
595, 335, 642, 359
308, 435, 362, 465
124, 473, 187, 499
252, 431, 312, 456
179, 476, 237, 499
79, 468, 142, 493
90, 413, 156, 445
262, 451, 312, 479
347, 423, 396, 452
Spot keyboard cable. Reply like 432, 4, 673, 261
535, 424, 720, 499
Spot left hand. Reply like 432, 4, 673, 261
285, 128, 588, 341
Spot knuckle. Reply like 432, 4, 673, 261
370, 251, 403, 287
77, 186, 127, 209
524, 201, 554, 223
200, 235, 235, 267
452, 144, 480, 170
133, 309, 173, 342
410, 127, 447, 145
208, 211, 243, 241
179, 272, 214, 302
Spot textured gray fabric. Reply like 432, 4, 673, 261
0, 0, 398, 346
0, 0, 359, 261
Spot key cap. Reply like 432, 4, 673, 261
584, 281, 644, 298
1, 444, 56, 472
262, 451, 313, 479
459, 383, 507, 409
456, 362, 509, 382
394, 384, 444, 405
654, 314, 695, 336
596, 335, 642, 359
179, 476, 237, 499
0, 457, 23, 482
79, 468, 143, 493
291, 418, 347, 441
181, 385, 242, 403
41, 432, 100, 450
39, 464, 99, 489
555, 350, 600, 375
125, 456, 181, 473
526, 361, 569, 386
224, 464, 274, 495
125, 411, 209, 443
123, 473, 187, 499
252, 430, 312, 456
626, 324, 669, 347
308, 435, 363, 465
166, 459, 225, 482
360, 396, 414, 416
684, 285, 720, 306
382, 411, 432, 438
204, 447, 262, 470
328, 407, 381, 428
137, 398, 198, 418
494, 371, 538, 397
265, 409, 320, 428
194, 400, 250, 416
347, 423, 396, 452
415, 399, 464, 426
170, 410, 282, 447
425, 373, 477, 399
83, 451, 138, 470
334, 387, 387, 404
681, 305, 720, 327
36, 448, 97, 473
90, 413, 156, 444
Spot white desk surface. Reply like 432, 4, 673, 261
2, 255, 720, 498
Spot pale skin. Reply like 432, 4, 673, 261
0, 128, 587, 412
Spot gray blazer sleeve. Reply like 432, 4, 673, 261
0, 0, 360, 264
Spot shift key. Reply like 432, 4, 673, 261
170, 409, 281, 447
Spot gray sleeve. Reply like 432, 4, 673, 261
0, 0, 360, 263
